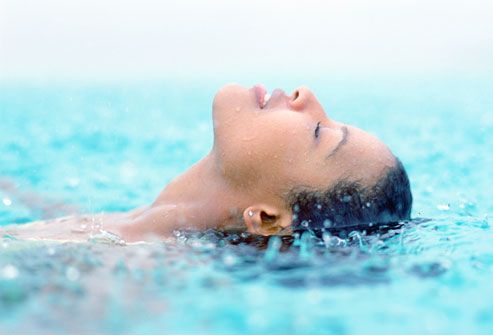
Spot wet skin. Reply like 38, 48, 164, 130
0, 84, 396, 242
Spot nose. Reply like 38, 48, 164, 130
288, 87, 302, 110
289, 86, 329, 121
290, 86, 322, 111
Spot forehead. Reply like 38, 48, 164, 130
284, 125, 395, 192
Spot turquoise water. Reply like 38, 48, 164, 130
0, 80, 492, 334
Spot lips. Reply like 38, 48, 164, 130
252, 84, 272, 109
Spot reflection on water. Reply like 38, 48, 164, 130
1, 217, 492, 334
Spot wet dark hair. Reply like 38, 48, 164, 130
287, 158, 412, 235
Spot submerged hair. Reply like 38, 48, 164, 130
287, 158, 412, 234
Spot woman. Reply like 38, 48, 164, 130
2, 84, 412, 242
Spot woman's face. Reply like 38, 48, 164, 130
212, 84, 395, 204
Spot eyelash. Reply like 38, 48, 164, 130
314, 122, 321, 138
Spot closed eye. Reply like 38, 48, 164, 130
314, 122, 321, 139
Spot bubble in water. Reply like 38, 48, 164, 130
67, 177, 80, 188
323, 219, 332, 228
66, 266, 80, 281
293, 204, 300, 213
2, 197, 12, 206
1, 264, 19, 279
222, 254, 237, 266
316, 204, 322, 210
437, 204, 450, 211
47, 247, 56, 256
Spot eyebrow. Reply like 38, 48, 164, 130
326, 126, 349, 159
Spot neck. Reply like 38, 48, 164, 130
151, 153, 246, 231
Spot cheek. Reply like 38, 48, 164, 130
245, 117, 312, 175
213, 110, 312, 185
212, 84, 253, 130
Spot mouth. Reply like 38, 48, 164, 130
252, 84, 272, 109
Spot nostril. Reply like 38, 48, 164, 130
292, 90, 300, 101
289, 88, 305, 110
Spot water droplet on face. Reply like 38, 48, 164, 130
2, 197, 12, 206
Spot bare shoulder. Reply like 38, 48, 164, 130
0, 211, 133, 242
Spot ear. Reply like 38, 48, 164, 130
242, 204, 292, 236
